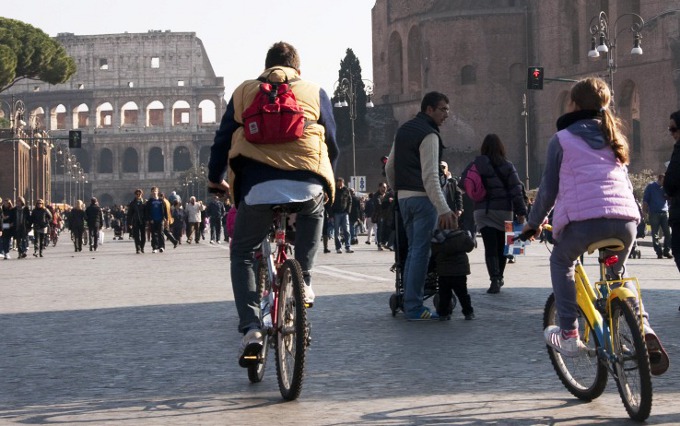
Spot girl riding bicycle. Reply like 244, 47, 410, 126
522, 77, 669, 375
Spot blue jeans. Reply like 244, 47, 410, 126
399, 196, 437, 315
333, 212, 351, 250
231, 194, 324, 333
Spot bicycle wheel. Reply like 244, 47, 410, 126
274, 259, 307, 400
247, 259, 271, 384
610, 298, 652, 421
543, 293, 607, 401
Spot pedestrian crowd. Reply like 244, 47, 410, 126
0, 189, 233, 258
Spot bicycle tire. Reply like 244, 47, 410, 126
247, 259, 271, 384
543, 293, 608, 401
610, 298, 653, 421
274, 259, 307, 400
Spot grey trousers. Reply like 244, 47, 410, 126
550, 218, 651, 333
230, 194, 324, 334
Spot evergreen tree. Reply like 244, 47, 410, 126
332, 48, 369, 151
0, 18, 76, 93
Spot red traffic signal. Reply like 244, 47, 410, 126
527, 66, 544, 90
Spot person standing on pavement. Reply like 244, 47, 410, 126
462, 134, 526, 294
643, 173, 672, 259
85, 197, 104, 252
160, 193, 178, 248
663, 109, 680, 309
127, 189, 146, 254
1, 199, 13, 259
30, 199, 52, 257
522, 77, 668, 376
348, 187, 361, 245
69, 200, 86, 252
207, 41, 338, 368
184, 196, 203, 244
385, 91, 457, 321
207, 194, 226, 244
332, 177, 353, 253
144, 187, 168, 253
12, 196, 30, 259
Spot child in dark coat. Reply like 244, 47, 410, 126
431, 228, 476, 320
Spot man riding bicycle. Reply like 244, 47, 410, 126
207, 41, 338, 367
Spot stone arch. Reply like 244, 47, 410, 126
199, 99, 217, 124
148, 147, 164, 172
73, 103, 89, 129
199, 145, 211, 165
121, 101, 139, 126
172, 100, 191, 126
146, 100, 164, 127
96, 102, 113, 128
388, 31, 404, 95
99, 148, 113, 173
173, 146, 192, 171
122, 147, 139, 173
50, 104, 67, 130
618, 80, 641, 154
407, 25, 422, 93
461, 65, 476, 85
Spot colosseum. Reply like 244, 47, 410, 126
1, 30, 224, 207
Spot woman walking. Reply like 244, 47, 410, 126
462, 134, 526, 294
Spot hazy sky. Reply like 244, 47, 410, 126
3, 0, 375, 97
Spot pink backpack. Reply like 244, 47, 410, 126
461, 162, 487, 202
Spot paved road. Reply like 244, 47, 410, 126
1, 232, 679, 425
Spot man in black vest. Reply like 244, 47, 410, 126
385, 91, 457, 321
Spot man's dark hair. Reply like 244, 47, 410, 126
670, 110, 680, 127
421, 91, 449, 112
265, 41, 300, 71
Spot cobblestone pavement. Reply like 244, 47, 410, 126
1, 233, 679, 425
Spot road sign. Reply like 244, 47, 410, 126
350, 176, 366, 192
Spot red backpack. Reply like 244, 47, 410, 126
242, 69, 306, 144
460, 162, 487, 202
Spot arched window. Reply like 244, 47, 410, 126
121, 101, 139, 126
122, 147, 139, 173
96, 102, 113, 128
73, 103, 89, 129
146, 100, 164, 127
99, 149, 113, 173
148, 147, 164, 172
173, 146, 192, 171
50, 104, 67, 130
172, 100, 191, 126
388, 31, 404, 95
407, 26, 422, 93
199, 99, 217, 124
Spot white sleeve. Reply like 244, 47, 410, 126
385, 143, 396, 190
420, 134, 451, 216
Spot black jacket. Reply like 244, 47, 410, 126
332, 186, 352, 214
663, 140, 680, 224
431, 230, 475, 277
467, 155, 526, 215
30, 207, 53, 230
85, 204, 104, 229
127, 198, 146, 226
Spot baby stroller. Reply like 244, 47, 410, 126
111, 218, 124, 240
388, 199, 456, 316
629, 205, 646, 259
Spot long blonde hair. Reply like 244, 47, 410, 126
570, 77, 629, 164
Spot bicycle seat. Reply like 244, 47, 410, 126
271, 202, 305, 214
586, 238, 625, 254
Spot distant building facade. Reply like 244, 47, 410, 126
0, 30, 225, 206
370, 0, 680, 188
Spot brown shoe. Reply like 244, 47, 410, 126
645, 333, 670, 376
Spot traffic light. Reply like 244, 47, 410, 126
527, 66, 544, 90
69, 130, 82, 148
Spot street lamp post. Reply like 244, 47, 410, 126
588, 11, 644, 104
334, 75, 374, 191
1, 96, 26, 201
